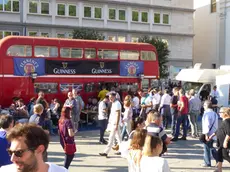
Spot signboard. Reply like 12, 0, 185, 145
120, 61, 144, 76
14, 58, 45, 76
45, 60, 119, 75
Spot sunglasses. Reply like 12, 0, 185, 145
7, 148, 33, 158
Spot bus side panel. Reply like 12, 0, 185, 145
3, 77, 31, 107
0, 76, 2, 107
144, 61, 159, 77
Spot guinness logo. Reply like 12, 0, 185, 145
100, 62, 104, 69
62, 62, 68, 69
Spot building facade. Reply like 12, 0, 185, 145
0, 0, 194, 78
194, 0, 230, 68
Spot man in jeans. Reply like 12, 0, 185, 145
170, 87, 179, 136
171, 89, 189, 141
188, 89, 202, 138
202, 100, 218, 167
98, 96, 109, 144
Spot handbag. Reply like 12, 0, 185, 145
60, 123, 76, 155
199, 113, 216, 144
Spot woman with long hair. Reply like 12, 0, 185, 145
121, 95, 133, 141
141, 135, 171, 172
58, 107, 75, 169
127, 129, 147, 172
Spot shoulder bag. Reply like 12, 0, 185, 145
60, 122, 76, 155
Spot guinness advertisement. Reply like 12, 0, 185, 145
45, 60, 119, 75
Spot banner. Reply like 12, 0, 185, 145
14, 58, 45, 76
45, 60, 119, 75
120, 61, 144, 76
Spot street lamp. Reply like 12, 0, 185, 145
30, 72, 38, 83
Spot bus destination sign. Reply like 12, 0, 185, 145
45, 60, 119, 75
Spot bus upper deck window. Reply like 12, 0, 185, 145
35, 46, 58, 57
98, 49, 118, 59
71, 48, 82, 58
7, 45, 32, 57
60, 48, 71, 58
85, 48, 96, 59
120, 50, 139, 60
141, 51, 156, 61
61, 48, 83, 58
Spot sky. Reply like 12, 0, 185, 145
0, 0, 8, 4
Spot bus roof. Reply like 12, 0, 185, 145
0, 36, 155, 50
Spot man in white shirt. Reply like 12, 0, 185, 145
210, 86, 219, 99
0, 123, 67, 172
98, 96, 109, 144
152, 89, 161, 111
99, 93, 122, 157
159, 89, 171, 129
202, 100, 218, 167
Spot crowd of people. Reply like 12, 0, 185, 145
97, 86, 230, 172
0, 84, 229, 172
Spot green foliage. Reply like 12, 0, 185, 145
72, 28, 105, 40
138, 36, 170, 78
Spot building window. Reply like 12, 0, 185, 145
84, 6, 91, 17
154, 13, 160, 23
132, 11, 139, 22
29, 1, 38, 13
0, 31, 20, 39
57, 4, 65, 16
131, 37, 139, 43
29, 1, 49, 14
109, 9, 116, 20
41, 2, 49, 14
69, 5, 76, 17
28, 31, 37, 36
141, 12, 148, 22
68, 32, 73, 39
13, 0, 19, 12
211, 0, 216, 13
4, 0, 11, 12
108, 36, 116, 41
163, 14, 169, 24
119, 10, 126, 21
0, 0, 19, 12
95, 7, 102, 19
41, 33, 49, 37
118, 36, 126, 42
57, 33, 65, 38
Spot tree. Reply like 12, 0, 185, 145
138, 36, 170, 78
72, 28, 105, 40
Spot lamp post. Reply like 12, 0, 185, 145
30, 72, 38, 83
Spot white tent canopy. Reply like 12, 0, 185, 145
175, 69, 229, 83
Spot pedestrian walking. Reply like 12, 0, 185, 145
99, 93, 122, 157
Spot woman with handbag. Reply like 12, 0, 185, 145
59, 107, 76, 169
209, 107, 230, 172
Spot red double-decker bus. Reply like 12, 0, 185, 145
0, 36, 159, 107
